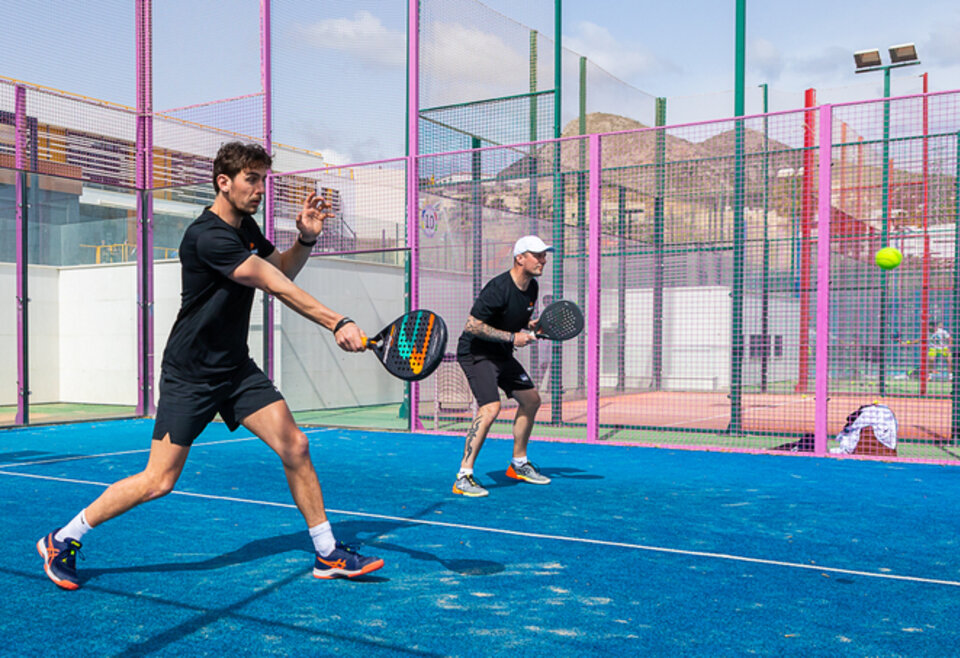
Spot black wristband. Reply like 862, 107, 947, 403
298, 235, 318, 247
333, 317, 355, 334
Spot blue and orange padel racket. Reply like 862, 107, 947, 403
365, 310, 448, 381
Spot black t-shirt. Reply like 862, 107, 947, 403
161, 208, 276, 380
457, 271, 538, 359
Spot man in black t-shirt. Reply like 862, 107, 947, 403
37, 142, 382, 590
452, 235, 554, 498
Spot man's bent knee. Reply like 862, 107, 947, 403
277, 430, 312, 467
479, 401, 501, 419
141, 472, 179, 501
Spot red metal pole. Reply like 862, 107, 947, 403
796, 88, 816, 393
920, 72, 930, 393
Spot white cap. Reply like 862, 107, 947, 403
513, 235, 554, 256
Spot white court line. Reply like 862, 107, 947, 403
2, 467, 958, 589
0, 428, 334, 469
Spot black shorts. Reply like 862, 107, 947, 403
457, 353, 535, 407
152, 359, 285, 446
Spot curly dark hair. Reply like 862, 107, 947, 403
212, 141, 272, 192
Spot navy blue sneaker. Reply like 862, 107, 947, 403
313, 542, 384, 579
37, 530, 82, 590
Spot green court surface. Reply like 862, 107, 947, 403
0, 403, 136, 428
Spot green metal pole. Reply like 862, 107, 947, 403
951, 132, 960, 442
617, 185, 627, 392
577, 55, 587, 391
728, 0, 746, 434
472, 136, 483, 298
550, 0, 564, 423
879, 66, 891, 395
530, 30, 538, 145
652, 97, 666, 390
761, 83, 770, 392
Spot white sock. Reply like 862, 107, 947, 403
457, 467, 473, 478
511, 457, 529, 468
56, 509, 92, 543
309, 521, 336, 557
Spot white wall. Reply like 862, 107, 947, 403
601, 286, 800, 391
279, 258, 407, 411
0, 263, 62, 405
58, 263, 138, 404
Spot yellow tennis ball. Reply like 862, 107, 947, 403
875, 246, 903, 270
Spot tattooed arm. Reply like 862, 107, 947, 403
464, 315, 536, 347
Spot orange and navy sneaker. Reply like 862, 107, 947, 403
37, 530, 82, 590
506, 461, 551, 485
313, 542, 384, 579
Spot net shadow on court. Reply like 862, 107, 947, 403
1, 419, 959, 655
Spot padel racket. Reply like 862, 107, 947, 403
365, 309, 448, 381
533, 300, 584, 341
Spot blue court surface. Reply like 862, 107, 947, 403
2, 419, 959, 656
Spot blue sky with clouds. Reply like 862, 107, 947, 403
1, 0, 959, 164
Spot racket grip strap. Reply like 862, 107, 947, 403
333, 317, 355, 334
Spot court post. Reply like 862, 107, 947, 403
952, 132, 960, 443
406, 0, 421, 430
652, 98, 666, 391
14, 84, 28, 425
814, 104, 833, 455
549, 0, 564, 425
728, 0, 746, 435
586, 134, 601, 442
260, 0, 275, 381
135, 0, 155, 416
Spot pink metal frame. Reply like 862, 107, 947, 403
407, 0, 421, 430
261, 0, 275, 379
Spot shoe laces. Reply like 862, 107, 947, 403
61, 541, 84, 568
463, 474, 481, 487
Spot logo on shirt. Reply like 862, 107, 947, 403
249, 241, 258, 254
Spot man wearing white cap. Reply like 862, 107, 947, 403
452, 235, 554, 497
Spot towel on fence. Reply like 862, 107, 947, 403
831, 404, 898, 454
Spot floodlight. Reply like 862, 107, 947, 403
854, 49, 882, 69
888, 43, 918, 63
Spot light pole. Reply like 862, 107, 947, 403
854, 43, 920, 395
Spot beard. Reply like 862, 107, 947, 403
224, 188, 261, 215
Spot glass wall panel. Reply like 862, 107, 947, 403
26, 174, 137, 423
0, 172, 17, 426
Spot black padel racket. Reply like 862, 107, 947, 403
533, 300, 584, 341
365, 310, 448, 381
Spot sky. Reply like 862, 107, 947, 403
1, 0, 959, 165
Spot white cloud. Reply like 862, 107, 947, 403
419, 21, 529, 105
750, 37, 784, 83
562, 21, 675, 82
294, 10, 406, 68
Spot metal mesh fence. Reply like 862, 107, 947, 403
1, 1, 959, 466
415, 136, 591, 439
269, 159, 409, 429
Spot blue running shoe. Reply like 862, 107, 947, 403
37, 530, 82, 590
313, 542, 384, 579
